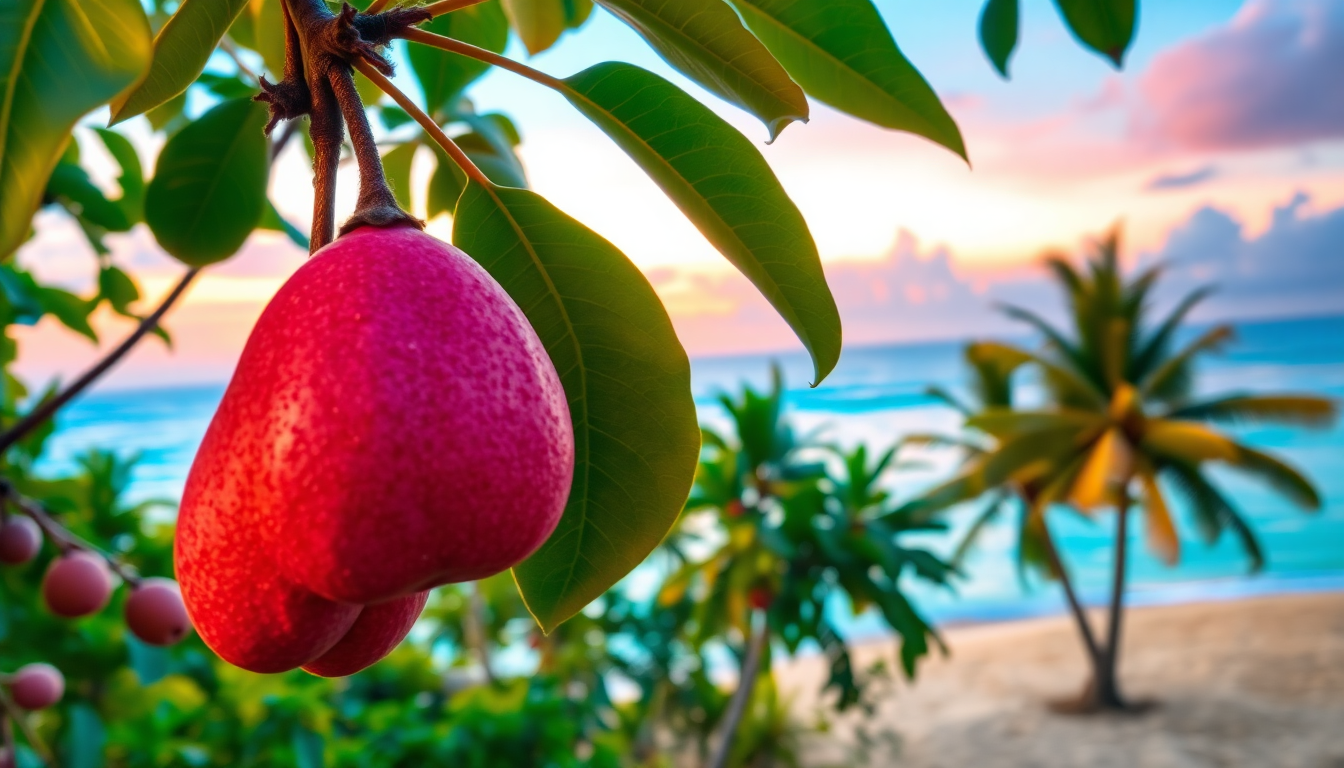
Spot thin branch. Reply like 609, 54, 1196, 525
351, 59, 491, 186
423, 0, 488, 18
402, 28, 565, 89
708, 611, 769, 768
219, 37, 260, 85
0, 687, 51, 766
5, 492, 142, 588
0, 269, 199, 456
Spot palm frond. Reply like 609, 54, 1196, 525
1130, 286, 1214, 383
1139, 468, 1180, 566
1161, 461, 1264, 571
1166, 394, 1338, 429
976, 341, 1107, 408
996, 304, 1096, 386
949, 491, 1008, 569
1141, 420, 1241, 464
967, 408, 1102, 440
1140, 325, 1235, 402
1229, 445, 1322, 511
965, 341, 1032, 408
924, 385, 972, 416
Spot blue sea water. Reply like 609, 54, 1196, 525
36, 314, 1344, 630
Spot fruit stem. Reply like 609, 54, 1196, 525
402, 28, 566, 90
3, 488, 143, 589
0, 269, 199, 457
423, 0, 489, 18
0, 686, 51, 764
353, 59, 492, 186
275, 0, 428, 251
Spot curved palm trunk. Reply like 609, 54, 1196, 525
708, 611, 768, 768
1094, 484, 1132, 710
1041, 520, 1103, 675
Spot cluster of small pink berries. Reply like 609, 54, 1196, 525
0, 513, 192, 646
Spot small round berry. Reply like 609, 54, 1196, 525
125, 578, 192, 646
9, 662, 64, 710
42, 551, 113, 618
0, 515, 41, 565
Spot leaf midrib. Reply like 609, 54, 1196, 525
598, 0, 802, 118
558, 73, 815, 353
480, 183, 592, 613
0, 0, 47, 178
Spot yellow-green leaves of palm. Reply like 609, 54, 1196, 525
726, 0, 966, 160
145, 99, 270, 266
594, 0, 809, 141
452, 180, 700, 632
110, 0, 251, 123
0, 0, 151, 259
561, 63, 841, 383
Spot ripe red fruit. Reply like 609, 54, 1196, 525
176, 226, 573, 674
125, 578, 192, 646
42, 551, 113, 618
302, 591, 430, 678
9, 662, 64, 710
0, 515, 41, 564
749, 586, 773, 611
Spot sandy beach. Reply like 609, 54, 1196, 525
780, 592, 1344, 767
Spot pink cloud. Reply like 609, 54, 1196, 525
1137, 0, 1344, 151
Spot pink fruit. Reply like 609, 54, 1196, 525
0, 515, 41, 565
125, 578, 192, 646
302, 591, 430, 678
176, 225, 573, 674
0, 746, 13, 768
42, 551, 113, 618
9, 663, 64, 710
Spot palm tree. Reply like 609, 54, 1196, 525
911, 228, 1336, 711
665, 366, 950, 767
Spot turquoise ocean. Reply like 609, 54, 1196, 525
36, 314, 1344, 633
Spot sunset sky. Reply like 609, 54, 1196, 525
14, 0, 1344, 388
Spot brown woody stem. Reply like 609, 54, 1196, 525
0, 269, 199, 456
402, 28, 565, 89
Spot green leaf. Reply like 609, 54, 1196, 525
258, 201, 310, 250
126, 634, 171, 685
252, 0, 288, 81
560, 62, 840, 382
564, 0, 594, 27
979, 0, 1019, 78
726, 0, 966, 159
110, 0, 251, 122
93, 128, 146, 225
0, 0, 152, 259
98, 265, 141, 316
1052, 0, 1136, 68
145, 98, 270, 266
453, 181, 700, 632
64, 705, 107, 768
45, 163, 131, 233
146, 90, 189, 136
501, 0, 567, 55
39, 288, 97, 342
594, 0, 808, 141
292, 727, 325, 768
410, 0, 510, 117
382, 141, 418, 210
427, 137, 527, 218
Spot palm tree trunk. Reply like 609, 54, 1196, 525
707, 611, 768, 768
1041, 520, 1104, 677
1094, 483, 1132, 709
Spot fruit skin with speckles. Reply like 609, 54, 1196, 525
0, 515, 41, 565
125, 578, 193, 646
176, 225, 573, 675
43, 551, 113, 618
10, 663, 64, 710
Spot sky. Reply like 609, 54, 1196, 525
12, 0, 1344, 387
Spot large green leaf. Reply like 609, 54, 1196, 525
145, 98, 269, 266
1053, 0, 1136, 68
561, 62, 840, 382
410, 0, 510, 117
0, 0, 151, 259
427, 133, 529, 217
594, 0, 808, 141
502, 0, 567, 55
726, 0, 966, 159
111, 0, 251, 123
453, 180, 699, 632
979, 0, 1019, 78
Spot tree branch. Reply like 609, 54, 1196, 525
423, 0, 489, 18
0, 269, 199, 456
4, 490, 142, 588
